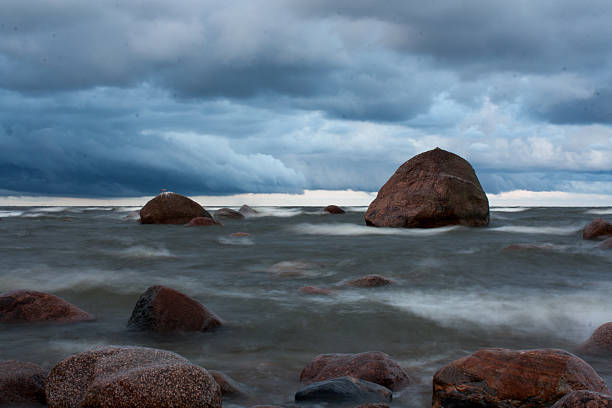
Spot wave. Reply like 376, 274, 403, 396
113, 246, 175, 259
21, 213, 45, 218
585, 208, 612, 215
290, 223, 459, 236
0, 210, 24, 217
488, 225, 580, 235
114, 207, 141, 212
345, 206, 369, 212
251, 207, 304, 218
491, 207, 531, 212
31, 206, 68, 213
82, 207, 114, 211
218, 236, 254, 246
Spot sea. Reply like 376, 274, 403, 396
1, 205, 611, 407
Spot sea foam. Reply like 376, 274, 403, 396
290, 223, 459, 236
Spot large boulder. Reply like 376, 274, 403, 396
432, 348, 609, 408
214, 208, 245, 219
579, 322, 612, 354
0, 360, 46, 405
300, 351, 411, 391
140, 192, 211, 224
295, 376, 392, 404
365, 148, 489, 228
0, 290, 93, 323
45, 346, 222, 408
128, 286, 222, 332
583, 218, 612, 240
551, 390, 612, 408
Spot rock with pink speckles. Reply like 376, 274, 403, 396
45, 346, 222, 408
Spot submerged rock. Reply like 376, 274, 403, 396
45, 346, 221, 408
579, 322, 612, 354
583, 218, 612, 240
324, 205, 346, 214
345, 275, 393, 288
140, 192, 212, 224
300, 351, 411, 391
128, 285, 222, 332
298, 286, 335, 295
432, 348, 609, 408
187, 216, 222, 226
0, 360, 46, 405
209, 370, 245, 397
0, 290, 93, 323
598, 237, 612, 249
239, 204, 258, 216
295, 376, 392, 404
365, 148, 489, 228
215, 208, 245, 219
551, 390, 612, 408
230, 232, 250, 237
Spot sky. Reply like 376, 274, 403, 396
1, 0, 611, 205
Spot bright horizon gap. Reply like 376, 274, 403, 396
0, 189, 611, 207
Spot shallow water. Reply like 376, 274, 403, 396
1, 206, 611, 407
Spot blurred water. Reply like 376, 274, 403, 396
0, 206, 611, 407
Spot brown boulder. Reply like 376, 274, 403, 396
324, 205, 346, 214
365, 148, 489, 228
140, 192, 212, 224
579, 322, 612, 354
300, 351, 411, 391
345, 275, 393, 288
128, 286, 222, 332
432, 348, 609, 408
45, 346, 221, 408
215, 208, 245, 219
187, 216, 222, 226
298, 286, 335, 295
551, 390, 612, 408
598, 237, 612, 249
0, 290, 93, 323
239, 204, 258, 216
583, 218, 612, 240
0, 360, 46, 405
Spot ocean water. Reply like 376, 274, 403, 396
1, 206, 611, 407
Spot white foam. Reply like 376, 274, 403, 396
21, 213, 44, 218
345, 206, 369, 212
290, 223, 459, 236
83, 207, 114, 211
218, 236, 254, 246
115, 207, 141, 212
0, 210, 24, 217
251, 207, 304, 218
31, 206, 68, 213
489, 225, 580, 235
114, 246, 174, 259
586, 208, 612, 215
491, 207, 531, 212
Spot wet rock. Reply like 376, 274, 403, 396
239, 204, 258, 216
215, 208, 245, 219
298, 286, 335, 295
0, 290, 93, 323
345, 275, 393, 288
300, 351, 411, 391
140, 192, 212, 224
295, 376, 392, 404
230, 232, 250, 237
210, 370, 245, 396
583, 218, 612, 240
365, 148, 489, 228
187, 216, 222, 226
551, 390, 612, 408
598, 238, 612, 249
579, 322, 612, 354
432, 348, 609, 408
324, 205, 346, 214
128, 285, 222, 332
45, 346, 221, 408
0, 360, 46, 405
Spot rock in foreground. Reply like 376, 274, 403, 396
45, 346, 221, 408
0, 290, 93, 323
580, 322, 612, 354
214, 208, 245, 219
140, 192, 211, 224
128, 286, 222, 332
295, 376, 392, 404
583, 218, 612, 240
0, 360, 46, 405
551, 390, 612, 408
300, 351, 411, 391
324, 205, 346, 214
365, 148, 489, 228
432, 348, 609, 408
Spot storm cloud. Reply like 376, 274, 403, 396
0, 0, 610, 197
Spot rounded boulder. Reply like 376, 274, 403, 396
0, 290, 93, 323
0, 360, 46, 405
140, 192, 211, 224
324, 205, 346, 214
583, 218, 612, 240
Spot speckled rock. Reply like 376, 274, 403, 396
187, 217, 222, 226
45, 346, 222, 408
210, 370, 245, 396
583, 219, 612, 240
214, 208, 244, 219
0, 290, 93, 323
298, 286, 335, 295
365, 148, 489, 228
300, 352, 411, 391
599, 238, 612, 250
345, 275, 393, 288
0, 360, 46, 405
295, 376, 392, 404
579, 322, 612, 354
239, 205, 258, 216
551, 390, 612, 408
324, 205, 345, 214
432, 348, 609, 408
128, 286, 222, 332
140, 192, 211, 224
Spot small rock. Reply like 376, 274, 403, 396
45, 346, 222, 408
345, 275, 393, 288
210, 371, 245, 396
295, 376, 392, 404
215, 208, 245, 219
300, 351, 411, 391
239, 205, 258, 216
551, 390, 612, 408
579, 322, 612, 354
598, 238, 612, 250
140, 192, 212, 224
0, 360, 46, 405
187, 217, 222, 226
0, 290, 94, 323
583, 218, 612, 240
324, 205, 345, 214
128, 286, 222, 332
298, 286, 335, 295
230, 232, 250, 237
63, 217, 72, 222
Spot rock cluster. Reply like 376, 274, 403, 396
0, 290, 93, 323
